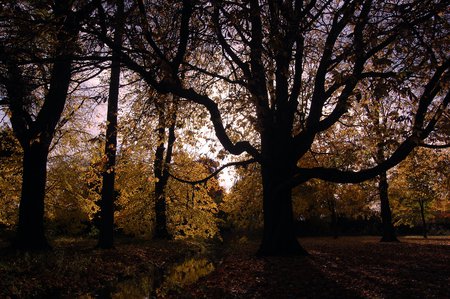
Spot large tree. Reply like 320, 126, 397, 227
0, 0, 96, 250
91, 0, 449, 255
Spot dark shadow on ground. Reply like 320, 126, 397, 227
177, 236, 449, 298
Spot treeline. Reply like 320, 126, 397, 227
0, 0, 449, 255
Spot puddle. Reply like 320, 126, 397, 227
79, 246, 219, 298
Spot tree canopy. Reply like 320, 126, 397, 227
0, 0, 448, 254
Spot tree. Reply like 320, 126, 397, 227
97, 0, 125, 249
166, 152, 222, 240
0, 0, 96, 250
44, 100, 102, 236
153, 96, 178, 239
391, 147, 450, 238
90, 0, 449, 255
362, 93, 401, 242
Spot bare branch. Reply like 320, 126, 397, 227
212, 4, 251, 79
420, 143, 450, 149
172, 0, 193, 72
184, 61, 246, 85
168, 158, 256, 185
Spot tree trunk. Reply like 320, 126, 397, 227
97, 66, 120, 248
154, 184, 169, 238
329, 199, 338, 239
97, 0, 124, 249
258, 165, 308, 256
153, 109, 176, 239
419, 199, 428, 239
257, 132, 308, 256
379, 171, 399, 242
14, 144, 51, 250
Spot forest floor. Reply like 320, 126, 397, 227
0, 235, 449, 298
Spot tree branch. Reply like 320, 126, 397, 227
172, 0, 192, 72
292, 137, 418, 185
290, 66, 449, 186
158, 83, 263, 161
420, 143, 450, 149
212, 4, 252, 79
135, 0, 169, 63
184, 61, 246, 85
168, 158, 256, 185
306, 0, 358, 130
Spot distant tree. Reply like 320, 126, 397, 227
391, 148, 450, 238
43, 100, 100, 235
362, 94, 402, 242
167, 152, 222, 240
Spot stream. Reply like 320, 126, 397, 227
78, 243, 221, 298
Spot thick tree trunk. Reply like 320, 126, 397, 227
257, 131, 308, 256
258, 165, 308, 256
153, 114, 169, 239
14, 144, 50, 250
419, 200, 428, 239
379, 171, 399, 242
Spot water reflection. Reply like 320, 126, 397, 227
80, 256, 215, 298
156, 257, 215, 297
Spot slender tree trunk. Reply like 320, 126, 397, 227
153, 108, 176, 239
379, 171, 399, 242
14, 144, 51, 250
98, 1, 124, 249
376, 140, 399, 243
329, 199, 338, 239
419, 199, 428, 239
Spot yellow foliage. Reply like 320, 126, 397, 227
0, 127, 22, 228
220, 164, 263, 231
166, 152, 222, 239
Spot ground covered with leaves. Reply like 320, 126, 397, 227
0, 237, 203, 298
0, 236, 448, 298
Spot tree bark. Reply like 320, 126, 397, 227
379, 171, 399, 242
97, 71, 120, 248
419, 199, 428, 239
14, 144, 51, 250
153, 107, 176, 239
97, 0, 124, 249
9, 18, 75, 250
257, 132, 308, 256
258, 165, 308, 256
